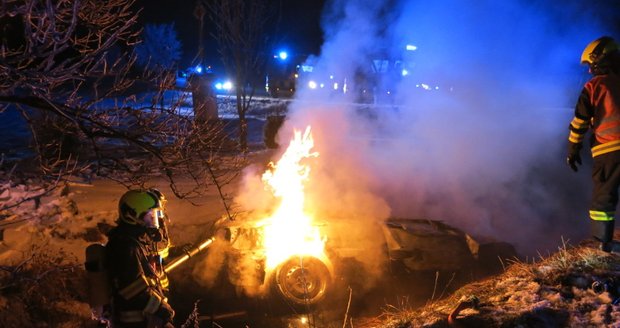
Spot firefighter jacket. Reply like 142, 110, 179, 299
106, 222, 173, 325
569, 73, 620, 157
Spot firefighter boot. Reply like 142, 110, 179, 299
600, 240, 620, 253
592, 220, 616, 252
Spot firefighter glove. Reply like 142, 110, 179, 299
567, 142, 582, 172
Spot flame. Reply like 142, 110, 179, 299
258, 126, 326, 270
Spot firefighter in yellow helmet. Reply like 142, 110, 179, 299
567, 36, 620, 252
106, 190, 175, 327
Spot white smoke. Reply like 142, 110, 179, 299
277, 0, 620, 255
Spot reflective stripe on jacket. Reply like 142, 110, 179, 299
569, 73, 620, 157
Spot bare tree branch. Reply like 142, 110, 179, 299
0, 0, 244, 204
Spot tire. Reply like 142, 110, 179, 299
272, 256, 331, 307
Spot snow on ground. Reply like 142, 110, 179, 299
0, 178, 239, 265
363, 239, 620, 328
0, 92, 289, 160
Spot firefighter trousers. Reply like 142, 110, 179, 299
590, 150, 620, 242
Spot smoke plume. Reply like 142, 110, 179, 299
275, 0, 620, 256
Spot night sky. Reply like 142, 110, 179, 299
137, 0, 326, 69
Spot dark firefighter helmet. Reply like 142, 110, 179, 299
581, 36, 619, 74
118, 190, 165, 228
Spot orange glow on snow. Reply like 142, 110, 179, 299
258, 126, 326, 270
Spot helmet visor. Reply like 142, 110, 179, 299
143, 208, 164, 229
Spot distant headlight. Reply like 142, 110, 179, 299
308, 81, 317, 89
215, 81, 233, 91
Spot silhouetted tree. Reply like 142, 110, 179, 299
204, 0, 279, 151
135, 23, 182, 71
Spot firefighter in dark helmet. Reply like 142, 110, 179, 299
106, 189, 175, 327
567, 36, 620, 252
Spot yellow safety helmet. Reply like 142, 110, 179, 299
581, 36, 619, 65
118, 190, 165, 228
148, 188, 167, 209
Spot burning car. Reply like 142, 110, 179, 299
206, 214, 517, 309
200, 126, 517, 309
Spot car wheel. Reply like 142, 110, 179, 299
273, 256, 331, 307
